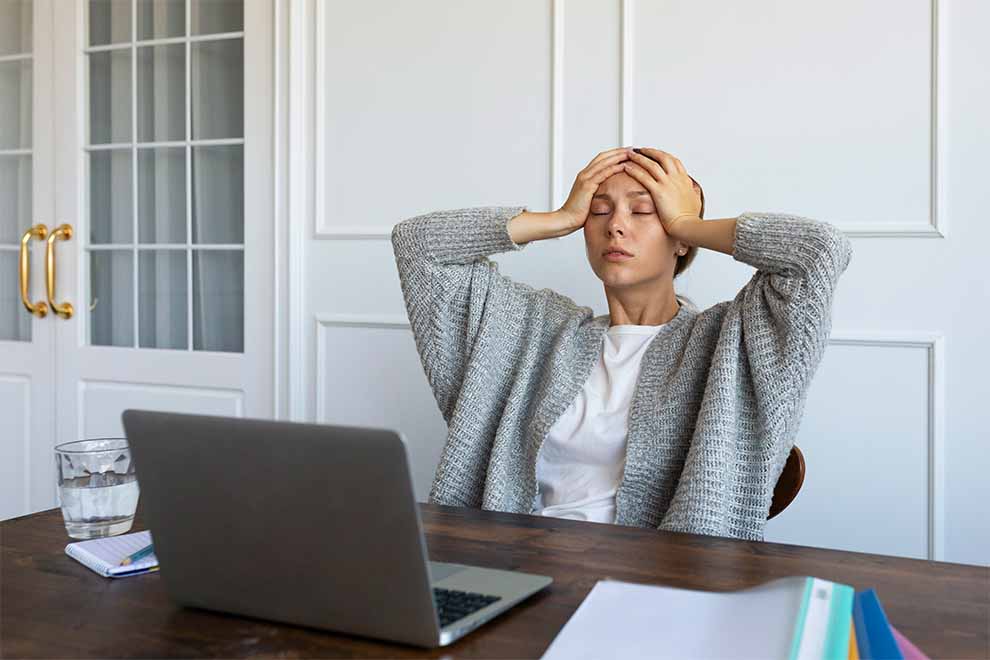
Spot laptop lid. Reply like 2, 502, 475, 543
122, 409, 442, 647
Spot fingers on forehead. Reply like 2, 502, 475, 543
638, 148, 670, 166
630, 149, 695, 181
647, 149, 684, 168
659, 151, 681, 169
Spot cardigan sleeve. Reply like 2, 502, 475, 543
657, 212, 853, 540
390, 205, 534, 423
731, 211, 853, 404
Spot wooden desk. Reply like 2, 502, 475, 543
2, 504, 987, 658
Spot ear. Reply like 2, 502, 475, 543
674, 240, 690, 257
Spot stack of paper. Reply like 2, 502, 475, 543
542, 577, 928, 660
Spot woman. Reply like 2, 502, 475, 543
391, 147, 852, 541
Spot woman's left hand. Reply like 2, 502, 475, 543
622, 148, 702, 240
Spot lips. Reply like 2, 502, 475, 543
603, 247, 632, 257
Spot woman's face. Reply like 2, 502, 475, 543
583, 171, 692, 290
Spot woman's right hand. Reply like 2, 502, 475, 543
556, 146, 634, 233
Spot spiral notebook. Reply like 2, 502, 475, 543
64, 530, 159, 578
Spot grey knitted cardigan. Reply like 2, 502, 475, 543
391, 206, 852, 541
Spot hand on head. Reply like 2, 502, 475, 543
622, 148, 702, 238
556, 147, 702, 239
556, 147, 634, 233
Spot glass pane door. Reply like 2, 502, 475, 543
85, 0, 244, 352
50, 0, 270, 490
0, 0, 33, 342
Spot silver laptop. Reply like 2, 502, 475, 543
121, 409, 552, 648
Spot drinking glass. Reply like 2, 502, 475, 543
54, 438, 140, 539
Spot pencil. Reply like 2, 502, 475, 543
119, 542, 155, 566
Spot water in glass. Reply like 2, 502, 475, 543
55, 438, 140, 539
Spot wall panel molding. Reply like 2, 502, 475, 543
312, 1, 564, 239
78, 380, 245, 436
621, 0, 945, 238
314, 314, 411, 423
286, 0, 310, 421
311, 312, 946, 559
828, 331, 946, 560
306, 1, 946, 241
550, 0, 565, 212
272, 0, 284, 418
620, 0, 633, 147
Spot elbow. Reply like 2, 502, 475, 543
822, 222, 853, 276
390, 220, 404, 256
787, 219, 853, 289
809, 222, 853, 290
391, 215, 424, 260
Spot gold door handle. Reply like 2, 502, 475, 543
19, 224, 49, 318
45, 223, 74, 320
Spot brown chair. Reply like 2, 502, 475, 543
767, 445, 805, 520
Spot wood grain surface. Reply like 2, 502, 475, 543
2, 504, 987, 658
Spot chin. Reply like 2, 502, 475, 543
600, 272, 638, 288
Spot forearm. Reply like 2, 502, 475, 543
392, 206, 529, 265
671, 216, 738, 256
507, 211, 574, 245
731, 212, 853, 284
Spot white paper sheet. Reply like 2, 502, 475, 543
542, 577, 808, 660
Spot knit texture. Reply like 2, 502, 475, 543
391, 206, 853, 541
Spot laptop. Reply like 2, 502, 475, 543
121, 409, 552, 648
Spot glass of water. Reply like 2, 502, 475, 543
54, 438, 140, 539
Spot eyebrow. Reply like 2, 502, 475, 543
592, 191, 651, 199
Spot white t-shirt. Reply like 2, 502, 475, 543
532, 320, 667, 523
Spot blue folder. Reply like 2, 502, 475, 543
852, 589, 904, 660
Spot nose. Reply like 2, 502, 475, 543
607, 213, 629, 237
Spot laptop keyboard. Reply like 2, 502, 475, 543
433, 587, 501, 627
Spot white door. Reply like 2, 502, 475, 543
0, 0, 275, 520
0, 0, 56, 519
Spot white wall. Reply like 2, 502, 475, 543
278, 0, 989, 566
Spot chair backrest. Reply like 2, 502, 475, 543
768, 446, 805, 520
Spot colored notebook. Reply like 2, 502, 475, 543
64, 530, 159, 578
890, 625, 930, 660
852, 589, 903, 660
541, 576, 854, 660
